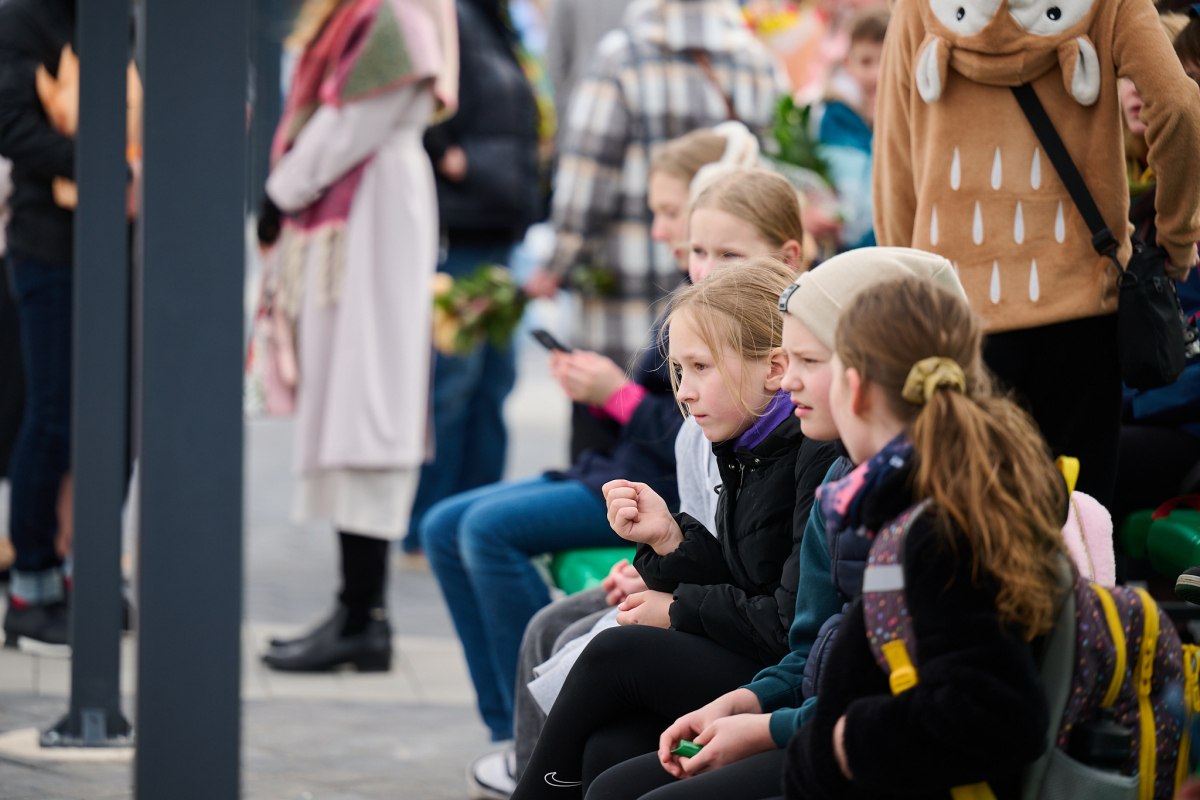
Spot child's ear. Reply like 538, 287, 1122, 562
763, 347, 788, 392
846, 367, 867, 417
779, 240, 803, 271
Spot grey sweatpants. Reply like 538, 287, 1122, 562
513, 586, 611, 779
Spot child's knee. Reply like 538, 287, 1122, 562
419, 500, 463, 560
458, 503, 520, 567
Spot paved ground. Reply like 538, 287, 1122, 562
0, 337, 573, 800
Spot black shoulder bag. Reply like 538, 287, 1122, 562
1012, 83, 1186, 390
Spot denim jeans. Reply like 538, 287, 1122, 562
403, 242, 518, 552
419, 475, 621, 740
6, 251, 71, 593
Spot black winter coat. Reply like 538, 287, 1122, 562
635, 415, 839, 666
423, 0, 539, 240
0, 0, 75, 267
783, 476, 1049, 800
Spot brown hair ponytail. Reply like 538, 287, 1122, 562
835, 277, 1066, 639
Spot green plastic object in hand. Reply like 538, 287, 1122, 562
671, 740, 703, 758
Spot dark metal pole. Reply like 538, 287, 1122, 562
248, 0, 284, 210
42, 0, 133, 748
135, 0, 246, 795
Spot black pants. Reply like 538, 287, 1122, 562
510, 626, 765, 800
586, 750, 786, 800
983, 314, 1122, 509
0, 270, 22, 478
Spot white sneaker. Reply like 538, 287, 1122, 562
467, 748, 516, 800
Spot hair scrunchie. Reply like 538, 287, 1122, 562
902, 357, 966, 405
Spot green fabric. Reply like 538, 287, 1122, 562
742, 462, 845, 749
1119, 510, 1153, 559
341, 0, 414, 103
550, 547, 637, 595
1147, 510, 1200, 576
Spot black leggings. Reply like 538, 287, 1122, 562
586, 750, 786, 800
510, 626, 765, 800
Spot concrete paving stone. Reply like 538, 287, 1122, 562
29, 655, 69, 698
396, 638, 473, 704
0, 758, 130, 800
0, 650, 33, 695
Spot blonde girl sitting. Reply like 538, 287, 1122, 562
509, 258, 839, 800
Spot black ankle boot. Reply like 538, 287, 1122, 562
262, 532, 392, 671
267, 604, 348, 651
262, 609, 392, 672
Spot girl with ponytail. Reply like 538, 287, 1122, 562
784, 276, 1067, 800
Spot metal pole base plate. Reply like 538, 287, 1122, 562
41, 708, 134, 748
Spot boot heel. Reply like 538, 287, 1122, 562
352, 650, 392, 672
4, 631, 18, 648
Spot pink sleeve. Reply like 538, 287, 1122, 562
600, 381, 648, 426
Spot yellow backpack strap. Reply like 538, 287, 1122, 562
950, 784, 999, 800
1056, 455, 1080, 494
881, 640, 919, 695
1131, 588, 1159, 800
1092, 585, 1127, 708
1178, 645, 1200, 793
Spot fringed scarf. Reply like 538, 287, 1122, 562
271, 0, 455, 318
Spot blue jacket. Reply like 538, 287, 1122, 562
817, 101, 875, 251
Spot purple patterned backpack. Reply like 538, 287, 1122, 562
862, 501, 1200, 800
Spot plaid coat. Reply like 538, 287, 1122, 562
549, 0, 788, 361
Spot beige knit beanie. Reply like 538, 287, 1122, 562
779, 247, 968, 350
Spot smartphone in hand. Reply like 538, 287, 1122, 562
531, 329, 572, 352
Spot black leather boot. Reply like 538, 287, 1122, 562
262, 609, 392, 672
267, 604, 347, 651
263, 531, 392, 671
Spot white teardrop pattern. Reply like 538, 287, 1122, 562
973, 202, 984, 244
950, 148, 961, 190
1013, 202, 1024, 244
1055, 202, 1066, 243
990, 261, 1001, 304
991, 148, 1002, 190
1030, 148, 1041, 190
1029, 259, 1040, 302
930, 205, 939, 245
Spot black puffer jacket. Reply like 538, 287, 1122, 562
423, 0, 539, 240
635, 414, 839, 666
0, 0, 75, 267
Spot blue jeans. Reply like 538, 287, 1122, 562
419, 476, 620, 740
6, 251, 71, 588
403, 242, 518, 552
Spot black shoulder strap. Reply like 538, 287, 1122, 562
1011, 83, 1119, 258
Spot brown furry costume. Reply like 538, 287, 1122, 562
875, 0, 1200, 333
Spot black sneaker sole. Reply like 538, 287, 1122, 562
1176, 574, 1200, 604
